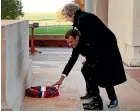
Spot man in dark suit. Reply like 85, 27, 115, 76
52, 3, 127, 110
52, 29, 126, 110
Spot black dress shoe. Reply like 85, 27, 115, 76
83, 98, 94, 106
83, 96, 100, 106
83, 96, 103, 110
83, 103, 103, 110
80, 93, 93, 99
108, 99, 118, 108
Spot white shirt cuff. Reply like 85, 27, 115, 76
41, 86, 45, 98
62, 74, 67, 78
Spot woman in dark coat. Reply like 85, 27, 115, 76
52, 3, 127, 110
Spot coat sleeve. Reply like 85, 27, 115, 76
62, 49, 79, 76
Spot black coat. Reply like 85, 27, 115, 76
62, 9, 127, 87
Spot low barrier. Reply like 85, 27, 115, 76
29, 34, 69, 47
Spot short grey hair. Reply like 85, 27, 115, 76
61, 3, 80, 17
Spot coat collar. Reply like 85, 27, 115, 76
72, 9, 82, 27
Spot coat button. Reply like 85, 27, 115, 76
89, 78, 91, 81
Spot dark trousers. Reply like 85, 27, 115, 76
81, 62, 117, 101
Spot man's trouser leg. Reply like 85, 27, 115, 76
82, 64, 103, 110
86, 63, 117, 100
81, 62, 101, 96
81, 63, 93, 95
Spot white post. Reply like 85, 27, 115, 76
85, 0, 95, 13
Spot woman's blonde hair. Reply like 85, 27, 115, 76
61, 3, 80, 17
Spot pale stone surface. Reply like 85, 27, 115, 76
108, 0, 140, 66
1, 20, 32, 110
22, 68, 83, 111
95, 0, 108, 26
108, 0, 134, 46
85, 0, 95, 14
22, 48, 140, 111
1, 20, 26, 26
1, 21, 12, 111
133, 0, 140, 46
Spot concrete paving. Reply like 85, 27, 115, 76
22, 47, 140, 111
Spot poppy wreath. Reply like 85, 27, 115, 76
25, 86, 59, 98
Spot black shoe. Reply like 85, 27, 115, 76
83, 96, 100, 106
80, 93, 93, 99
83, 103, 103, 110
83, 96, 103, 110
108, 99, 118, 108
83, 98, 94, 106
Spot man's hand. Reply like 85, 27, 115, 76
51, 80, 63, 89
51, 75, 65, 89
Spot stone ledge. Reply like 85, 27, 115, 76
1, 104, 12, 111
123, 57, 140, 67
1, 20, 27, 26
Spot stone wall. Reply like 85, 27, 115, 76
1, 20, 33, 110
95, 0, 108, 26
108, 0, 140, 66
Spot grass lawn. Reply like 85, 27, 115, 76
30, 25, 72, 34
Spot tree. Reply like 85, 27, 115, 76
74, 0, 85, 11
56, 8, 67, 22
1, 0, 24, 19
